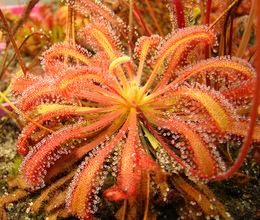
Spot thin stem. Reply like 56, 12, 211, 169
1, 0, 39, 77
236, 0, 256, 57
0, 43, 11, 79
204, 0, 212, 60
145, 0, 164, 36
122, 0, 152, 36
10, 0, 39, 41
228, 13, 234, 56
213, 0, 260, 180
173, 0, 186, 28
228, 0, 242, 56
0, 91, 54, 133
0, 103, 21, 125
199, 0, 205, 24
205, 0, 212, 25
0, 9, 27, 75
128, 0, 134, 57
133, 2, 152, 36
65, 5, 75, 44
208, 0, 240, 30
1, 33, 50, 79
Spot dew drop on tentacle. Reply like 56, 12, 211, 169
20, 123, 85, 189
156, 144, 184, 174
67, 141, 122, 218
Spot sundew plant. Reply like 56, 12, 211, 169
0, 0, 259, 219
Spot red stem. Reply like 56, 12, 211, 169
133, 2, 152, 36
173, 0, 186, 28
213, 2, 260, 180
205, 0, 212, 60
205, 0, 212, 25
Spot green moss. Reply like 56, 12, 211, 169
8, 155, 22, 177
